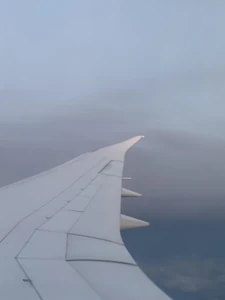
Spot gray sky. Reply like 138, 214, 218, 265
1, 1, 225, 214
1, 1, 225, 139
1, 1, 225, 90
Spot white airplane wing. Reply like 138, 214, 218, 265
0, 136, 171, 300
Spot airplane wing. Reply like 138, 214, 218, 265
0, 136, 171, 300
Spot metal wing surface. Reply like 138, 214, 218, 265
0, 136, 171, 300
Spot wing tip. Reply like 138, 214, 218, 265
126, 135, 145, 148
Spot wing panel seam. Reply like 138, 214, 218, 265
67, 258, 136, 266
68, 233, 124, 245
0, 158, 105, 244
16, 258, 44, 300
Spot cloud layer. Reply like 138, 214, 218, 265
141, 257, 225, 299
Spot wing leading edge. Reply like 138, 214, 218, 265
0, 136, 171, 300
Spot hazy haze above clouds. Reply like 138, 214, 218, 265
1, 0, 225, 90
1, 1, 225, 138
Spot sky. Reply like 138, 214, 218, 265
1, 1, 225, 299
1, 1, 225, 139
1, 0, 225, 90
